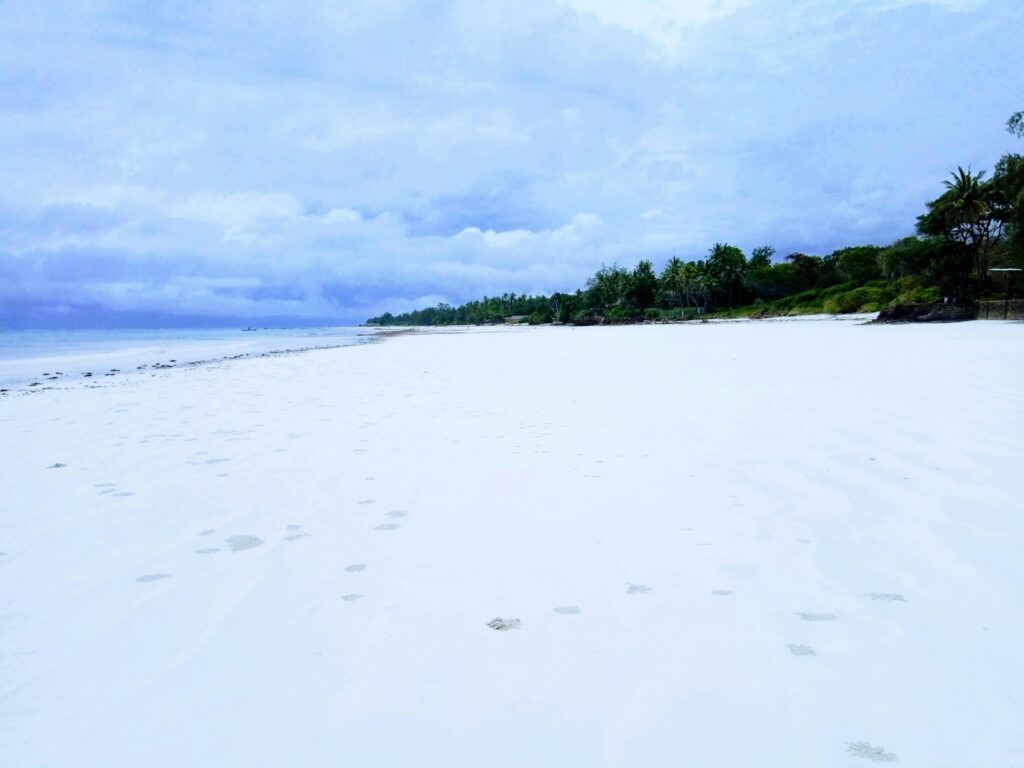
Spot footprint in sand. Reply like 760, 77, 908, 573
553, 606, 582, 615
711, 589, 734, 596
341, 593, 363, 602
225, 535, 263, 552
194, 548, 219, 554
344, 564, 366, 572
386, 510, 407, 518
786, 643, 816, 656
846, 741, 898, 763
626, 583, 652, 594
286, 524, 302, 531
284, 532, 310, 541
375, 523, 401, 531
797, 612, 837, 622
864, 592, 907, 603
136, 573, 170, 583
487, 617, 520, 631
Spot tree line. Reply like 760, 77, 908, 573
368, 113, 1024, 326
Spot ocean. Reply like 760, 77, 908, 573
0, 327, 373, 389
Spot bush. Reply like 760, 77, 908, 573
570, 309, 601, 325
761, 288, 827, 315
821, 283, 898, 314
604, 305, 640, 324
893, 282, 940, 305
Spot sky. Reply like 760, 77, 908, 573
1, 0, 1021, 327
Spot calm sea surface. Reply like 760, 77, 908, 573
0, 327, 372, 389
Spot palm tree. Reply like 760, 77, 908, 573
659, 257, 685, 313
707, 243, 748, 308
924, 167, 1002, 295
681, 262, 700, 310
942, 167, 987, 224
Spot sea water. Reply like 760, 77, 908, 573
0, 327, 372, 389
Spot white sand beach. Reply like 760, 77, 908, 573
1, 320, 1022, 767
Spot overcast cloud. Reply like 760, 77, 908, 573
1, 0, 1021, 326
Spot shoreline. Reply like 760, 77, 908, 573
2, 311, 995, 399
0, 328, 392, 397
9, 311, 1023, 399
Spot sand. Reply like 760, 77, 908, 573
1, 320, 1022, 767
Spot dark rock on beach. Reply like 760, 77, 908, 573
873, 301, 976, 323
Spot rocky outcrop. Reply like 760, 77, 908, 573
873, 302, 977, 323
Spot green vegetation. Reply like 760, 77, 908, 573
368, 114, 1024, 326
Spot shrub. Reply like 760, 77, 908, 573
570, 309, 601, 325
822, 284, 898, 313
893, 283, 940, 305
605, 305, 640, 324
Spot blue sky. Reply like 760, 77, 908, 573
1, 0, 1021, 327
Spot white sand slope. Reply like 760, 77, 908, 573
1, 321, 1022, 767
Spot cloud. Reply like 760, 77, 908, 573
0, 0, 1020, 326
172, 192, 304, 241
564, 0, 989, 59
563, 0, 753, 55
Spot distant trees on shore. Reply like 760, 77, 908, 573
368, 113, 1024, 326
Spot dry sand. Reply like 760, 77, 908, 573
1, 320, 1022, 767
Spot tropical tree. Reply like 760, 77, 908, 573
586, 265, 630, 309
659, 257, 684, 292
917, 167, 1004, 294
749, 245, 775, 269
1008, 111, 1024, 140
878, 237, 933, 279
627, 260, 658, 308
992, 153, 1024, 262
657, 257, 686, 310
681, 262, 702, 308
834, 246, 883, 284
783, 253, 822, 291
706, 243, 747, 307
